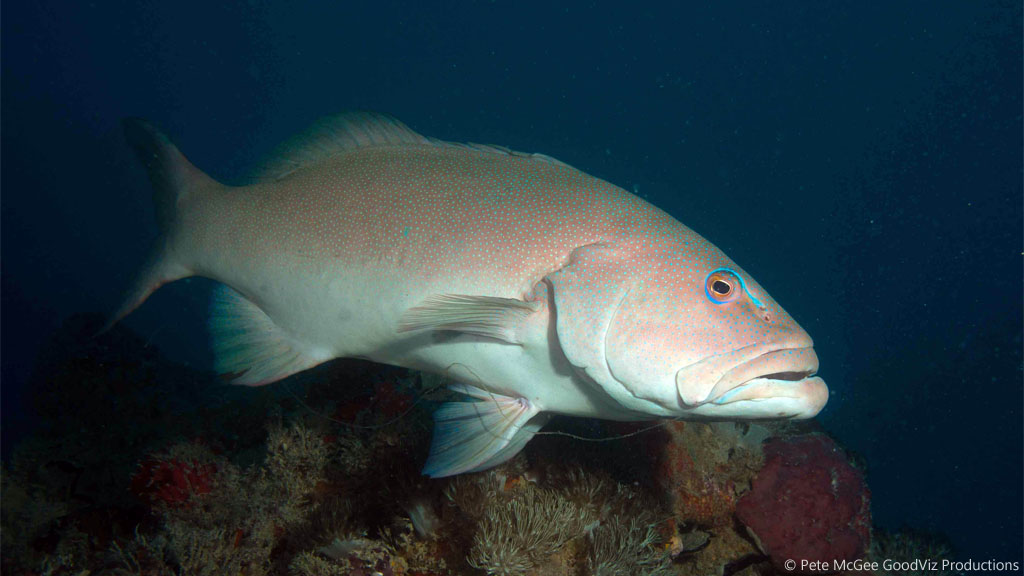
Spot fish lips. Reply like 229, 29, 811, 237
692, 375, 828, 419
710, 375, 828, 416
675, 345, 828, 418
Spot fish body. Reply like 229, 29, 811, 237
113, 113, 828, 477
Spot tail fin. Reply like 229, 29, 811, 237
103, 119, 218, 331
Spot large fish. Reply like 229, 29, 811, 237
111, 112, 828, 477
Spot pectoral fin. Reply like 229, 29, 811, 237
398, 294, 539, 344
422, 383, 548, 478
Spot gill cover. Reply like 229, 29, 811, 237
545, 242, 677, 416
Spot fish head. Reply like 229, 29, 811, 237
549, 237, 827, 421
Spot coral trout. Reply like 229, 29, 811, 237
110, 112, 828, 477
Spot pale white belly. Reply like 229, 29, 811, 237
245, 260, 635, 420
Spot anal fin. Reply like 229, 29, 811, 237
422, 383, 547, 478
209, 285, 330, 386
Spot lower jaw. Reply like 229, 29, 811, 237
698, 376, 828, 419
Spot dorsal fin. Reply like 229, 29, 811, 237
254, 112, 432, 181
253, 111, 571, 182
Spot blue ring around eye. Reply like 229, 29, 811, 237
705, 267, 765, 308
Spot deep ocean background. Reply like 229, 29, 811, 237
3, 0, 1021, 564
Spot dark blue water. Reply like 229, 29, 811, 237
3, 0, 1021, 564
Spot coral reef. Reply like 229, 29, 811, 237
289, 551, 348, 576
440, 459, 676, 576
870, 529, 956, 576
1, 314, 950, 576
466, 484, 593, 575
130, 442, 218, 508
587, 517, 673, 576
736, 434, 872, 573
0, 460, 72, 565
107, 418, 330, 575
654, 421, 768, 529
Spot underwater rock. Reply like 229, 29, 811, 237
683, 526, 762, 576
654, 421, 766, 528
736, 434, 871, 573
668, 525, 711, 557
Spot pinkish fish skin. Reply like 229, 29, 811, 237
112, 113, 827, 477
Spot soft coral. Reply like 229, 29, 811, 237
130, 456, 216, 507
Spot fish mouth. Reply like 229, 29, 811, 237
675, 344, 828, 419
704, 373, 828, 419
710, 368, 818, 404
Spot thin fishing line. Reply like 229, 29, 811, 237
533, 418, 678, 442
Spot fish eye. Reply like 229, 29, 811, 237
705, 269, 742, 304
